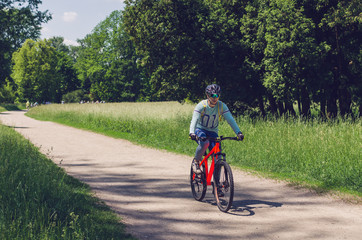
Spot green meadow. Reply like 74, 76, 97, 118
27, 102, 361, 198
0, 119, 135, 239
0, 103, 25, 112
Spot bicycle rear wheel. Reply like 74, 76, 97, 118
213, 160, 234, 212
190, 159, 206, 201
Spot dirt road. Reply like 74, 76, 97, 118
1, 111, 361, 240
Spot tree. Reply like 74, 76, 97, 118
0, 0, 51, 85
259, 0, 324, 116
54, 50, 80, 101
12, 39, 78, 103
124, 0, 211, 101
49, 36, 71, 54
12, 39, 58, 102
0, 79, 16, 102
122, 0, 361, 117
239, 0, 361, 117
48, 37, 80, 100
319, 0, 361, 117
75, 10, 143, 102
298, 0, 362, 117
201, 0, 265, 114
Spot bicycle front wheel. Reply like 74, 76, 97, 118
213, 160, 234, 212
190, 160, 206, 201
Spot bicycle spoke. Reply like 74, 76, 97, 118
190, 160, 206, 201
214, 161, 234, 212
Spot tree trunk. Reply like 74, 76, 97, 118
327, 90, 338, 118
328, 25, 342, 118
258, 95, 266, 117
277, 101, 286, 115
320, 88, 326, 118
338, 87, 351, 116
301, 86, 311, 117
285, 101, 296, 116
320, 99, 326, 118
268, 93, 278, 115
297, 99, 302, 116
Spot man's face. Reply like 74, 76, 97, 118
207, 93, 219, 106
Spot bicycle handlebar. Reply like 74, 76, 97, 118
190, 136, 241, 142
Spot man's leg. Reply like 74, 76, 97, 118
192, 129, 210, 174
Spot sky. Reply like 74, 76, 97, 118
39, 0, 126, 46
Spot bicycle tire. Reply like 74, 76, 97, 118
190, 160, 207, 201
213, 160, 234, 212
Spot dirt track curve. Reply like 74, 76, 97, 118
1, 110, 361, 240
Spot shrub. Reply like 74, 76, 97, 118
0, 80, 16, 103
62, 90, 88, 103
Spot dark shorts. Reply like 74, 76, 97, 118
195, 128, 218, 151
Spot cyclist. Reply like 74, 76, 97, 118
189, 84, 244, 174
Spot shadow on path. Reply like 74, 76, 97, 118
229, 199, 283, 216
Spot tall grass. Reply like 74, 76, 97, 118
27, 102, 362, 197
224, 116, 361, 194
0, 123, 135, 240
27, 102, 193, 152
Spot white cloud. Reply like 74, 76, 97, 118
62, 12, 78, 23
63, 39, 80, 46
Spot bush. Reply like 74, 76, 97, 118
0, 80, 16, 103
62, 90, 88, 103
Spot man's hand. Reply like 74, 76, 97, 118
189, 133, 197, 140
237, 132, 244, 141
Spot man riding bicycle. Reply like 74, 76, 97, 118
189, 84, 244, 174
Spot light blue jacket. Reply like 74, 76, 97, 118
189, 100, 241, 135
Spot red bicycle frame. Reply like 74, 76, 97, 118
199, 141, 221, 186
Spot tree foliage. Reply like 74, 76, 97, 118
0, 0, 51, 84
123, 0, 210, 101
123, 0, 361, 117
3, 1, 361, 117
11, 39, 79, 103
74, 10, 143, 102
0, 79, 16, 102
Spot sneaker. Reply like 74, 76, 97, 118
192, 159, 202, 174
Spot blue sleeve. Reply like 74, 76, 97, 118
189, 101, 205, 134
221, 102, 241, 134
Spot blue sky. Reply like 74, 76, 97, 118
39, 0, 125, 46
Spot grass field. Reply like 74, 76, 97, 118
0, 103, 25, 112
0, 122, 135, 239
26, 102, 362, 199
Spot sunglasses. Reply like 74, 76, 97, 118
210, 94, 219, 98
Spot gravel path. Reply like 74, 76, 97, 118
1, 110, 361, 240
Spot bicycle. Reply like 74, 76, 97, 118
190, 136, 240, 212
